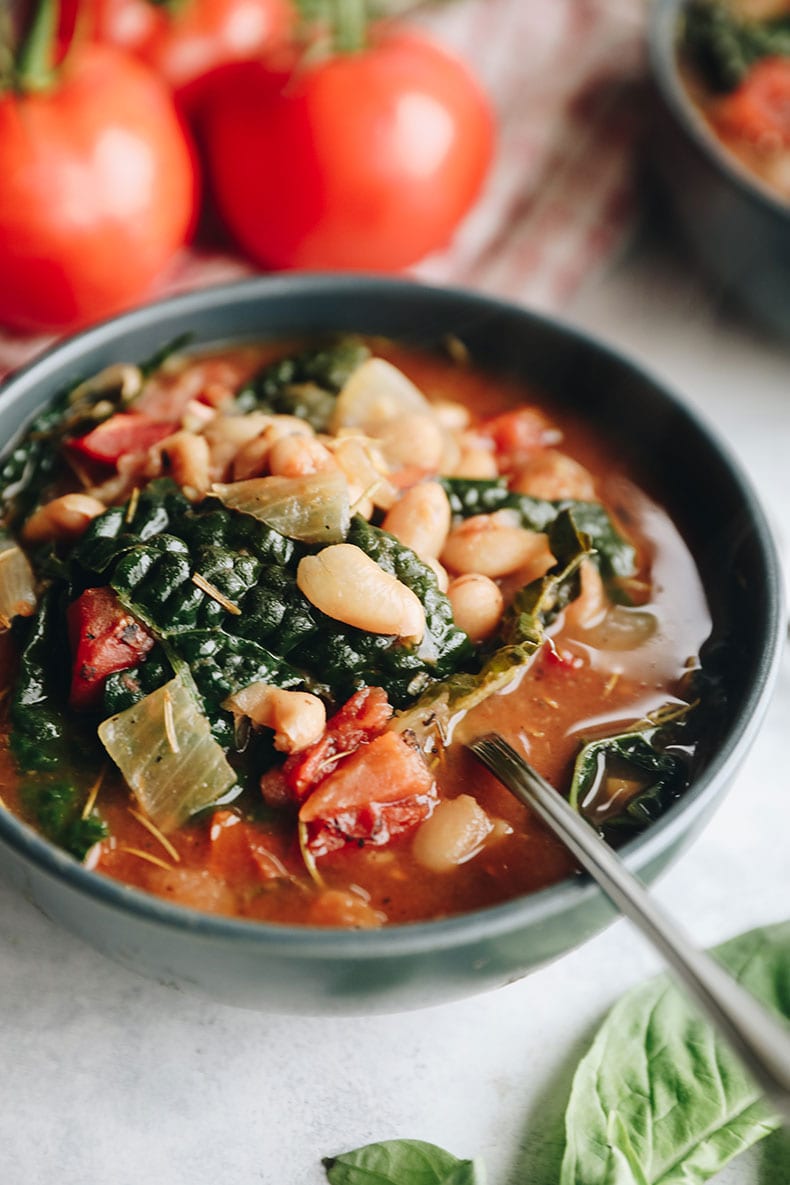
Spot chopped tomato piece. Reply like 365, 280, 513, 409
68, 586, 155, 709
477, 408, 559, 471
68, 412, 178, 465
299, 731, 436, 857
543, 641, 585, 671
267, 686, 393, 806
208, 809, 288, 883
715, 57, 790, 148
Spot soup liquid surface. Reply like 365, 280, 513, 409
0, 342, 712, 926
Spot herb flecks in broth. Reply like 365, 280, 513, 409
0, 337, 715, 926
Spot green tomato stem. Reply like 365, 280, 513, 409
331, 0, 368, 53
15, 0, 60, 93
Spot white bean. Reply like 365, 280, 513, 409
424, 556, 449, 593
512, 449, 595, 501
203, 411, 273, 477
433, 399, 470, 432
297, 544, 425, 642
379, 412, 446, 472
160, 431, 211, 498
563, 559, 607, 631
447, 574, 504, 642
451, 445, 499, 479
267, 435, 336, 478
225, 683, 326, 753
412, 795, 493, 873
441, 515, 553, 579
382, 482, 451, 559
22, 493, 105, 544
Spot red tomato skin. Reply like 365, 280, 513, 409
0, 44, 199, 334
204, 31, 495, 271
715, 57, 790, 148
69, 413, 179, 465
92, 0, 294, 115
67, 586, 155, 710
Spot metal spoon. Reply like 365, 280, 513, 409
468, 732, 790, 1123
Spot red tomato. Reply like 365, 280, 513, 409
69, 412, 179, 465
0, 43, 198, 334
67, 586, 155, 710
298, 731, 436, 856
715, 57, 790, 148
203, 29, 495, 271
89, 0, 294, 114
260, 686, 393, 807
478, 408, 558, 470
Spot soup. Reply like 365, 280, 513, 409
0, 335, 713, 927
681, 0, 790, 202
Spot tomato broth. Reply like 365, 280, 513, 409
0, 337, 713, 928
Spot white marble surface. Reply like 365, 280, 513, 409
1, 231, 789, 1185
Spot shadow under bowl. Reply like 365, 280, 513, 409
0, 274, 784, 1013
648, 0, 790, 336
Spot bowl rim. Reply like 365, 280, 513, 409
648, 0, 790, 224
0, 272, 785, 960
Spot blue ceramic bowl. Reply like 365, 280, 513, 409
648, 0, 790, 335
0, 275, 784, 1013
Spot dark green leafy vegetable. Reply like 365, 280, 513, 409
292, 516, 475, 708
75, 485, 473, 727
102, 645, 173, 717
439, 477, 636, 585
0, 338, 192, 530
11, 590, 107, 858
684, 0, 790, 92
235, 338, 371, 429
323, 1139, 485, 1185
20, 778, 108, 861
139, 332, 194, 378
169, 631, 304, 745
568, 706, 692, 835
560, 921, 790, 1184
10, 589, 71, 771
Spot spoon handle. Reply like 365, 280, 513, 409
469, 733, 790, 1122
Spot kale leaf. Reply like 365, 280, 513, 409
394, 511, 591, 745
684, 0, 790, 92
290, 516, 475, 709
1, 338, 193, 531
440, 476, 637, 585
10, 589, 71, 772
234, 338, 370, 429
73, 484, 473, 728
20, 778, 108, 861
568, 706, 692, 835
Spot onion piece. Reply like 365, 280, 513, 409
331, 358, 430, 435
0, 542, 36, 629
212, 470, 350, 544
98, 677, 236, 833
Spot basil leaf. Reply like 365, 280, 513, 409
323, 1139, 485, 1185
560, 921, 790, 1185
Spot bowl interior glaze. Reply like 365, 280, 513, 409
0, 275, 783, 1013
